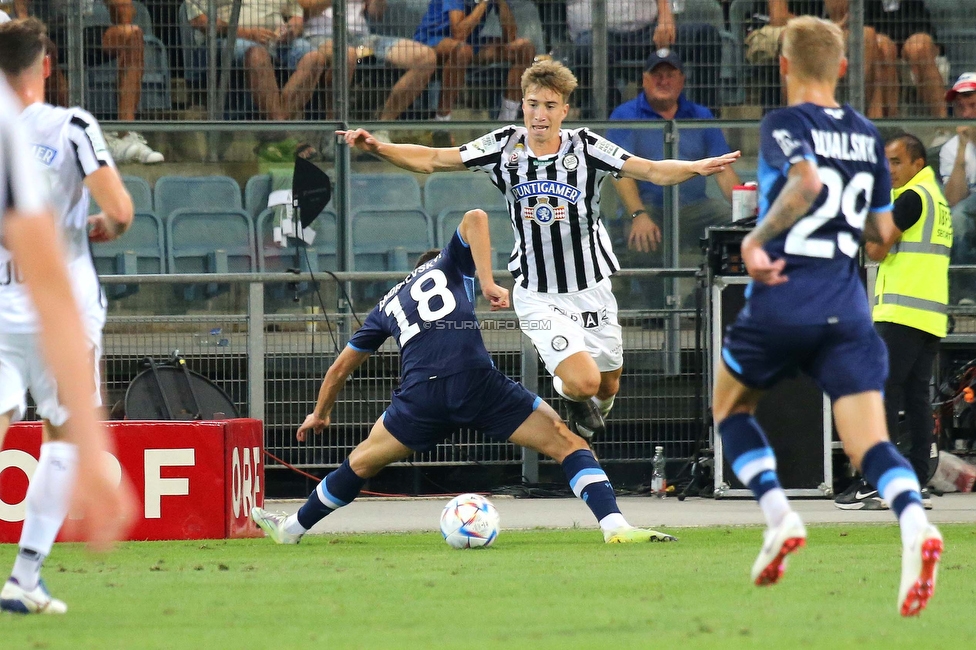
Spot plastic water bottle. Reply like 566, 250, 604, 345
651, 446, 667, 498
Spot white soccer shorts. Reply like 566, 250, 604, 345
513, 279, 623, 376
0, 331, 103, 427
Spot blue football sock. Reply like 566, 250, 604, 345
719, 413, 791, 527
861, 442, 924, 518
296, 459, 366, 530
562, 449, 621, 524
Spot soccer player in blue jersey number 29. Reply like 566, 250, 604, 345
251, 209, 676, 544
711, 17, 943, 616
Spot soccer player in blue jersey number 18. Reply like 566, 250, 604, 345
251, 210, 677, 544
711, 17, 942, 616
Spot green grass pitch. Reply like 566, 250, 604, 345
3, 525, 975, 649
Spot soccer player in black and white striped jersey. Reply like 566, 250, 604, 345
341, 59, 738, 439
0, 19, 135, 614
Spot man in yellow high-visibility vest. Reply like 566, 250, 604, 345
835, 133, 951, 511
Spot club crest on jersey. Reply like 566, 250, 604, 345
523, 197, 566, 225
31, 144, 57, 166
561, 153, 579, 171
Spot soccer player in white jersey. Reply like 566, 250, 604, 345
341, 59, 738, 440
0, 18, 135, 614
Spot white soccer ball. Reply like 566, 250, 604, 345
439, 493, 500, 549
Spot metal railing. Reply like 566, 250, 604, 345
89, 269, 705, 477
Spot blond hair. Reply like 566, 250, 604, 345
782, 16, 845, 83
521, 59, 578, 103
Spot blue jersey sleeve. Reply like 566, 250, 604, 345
347, 306, 391, 353
759, 110, 817, 174
442, 228, 477, 277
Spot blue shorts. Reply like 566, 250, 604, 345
721, 313, 888, 401
383, 368, 541, 452
222, 37, 315, 71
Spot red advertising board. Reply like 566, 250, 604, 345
0, 420, 264, 543
223, 419, 264, 539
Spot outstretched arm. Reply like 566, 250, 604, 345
620, 150, 741, 186
458, 209, 509, 310
338, 128, 467, 173
297, 346, 372, 441
740, 160, 823, 285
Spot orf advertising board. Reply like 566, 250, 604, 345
0, 420, 264, 542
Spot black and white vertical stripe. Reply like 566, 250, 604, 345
460, 126, 628, 294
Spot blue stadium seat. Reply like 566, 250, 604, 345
423, 173, 507, 230
155, 175, 242, 222
89, 175, 153, 215
352, 207, 433, 272
123, 175, 154, 213
436, 208, 515, 268
84, 1, 172, 117
244, 174, 273, 220
350, 173, 422, 211
91, 211, 165, 298
166, 208, 255, 300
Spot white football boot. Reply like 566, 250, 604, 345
751, 511, 807, 586
0, 578, 67, 614
251, 507, 303, 544
898, 525, 943, 617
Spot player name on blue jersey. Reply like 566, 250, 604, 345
810, 130, 878, 163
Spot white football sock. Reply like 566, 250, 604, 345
434, 112, 452, 122
899, 503, 928, 548
598, 512, 628, 533
592, 395, 615, 417
12, 441, 77, 590
283, 514, 308, 536
498, 98, 521, 121
758, 488, 791, 528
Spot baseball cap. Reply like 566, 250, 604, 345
946, 72, 976, 101
644, 48, 682, 73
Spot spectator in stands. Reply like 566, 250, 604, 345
745, 1, 885, 117
16, 0, 163, 163
827, 0, 945, 117
414, 0, 535, 144
565, 0, 722, 116
940, 73, 976, 266
306, 0, 436, 142
606, 49, 741, 267
186, 0, 328, 160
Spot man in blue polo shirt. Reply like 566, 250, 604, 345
606, 49, 740, 267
